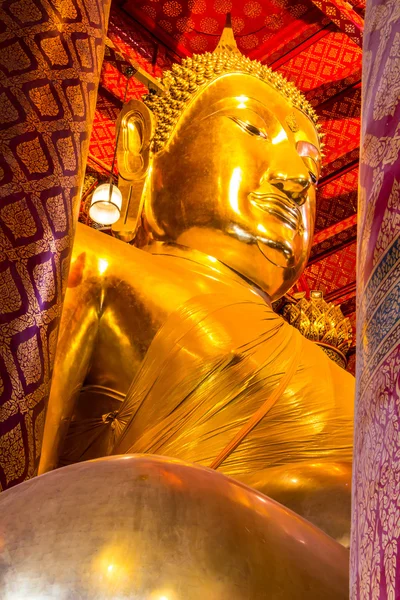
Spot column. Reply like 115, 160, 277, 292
0, 0, 110, 490
351, 0, 400, 597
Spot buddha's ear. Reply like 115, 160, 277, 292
112, 99, 154, 242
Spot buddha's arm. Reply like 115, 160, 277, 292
38, 226, 104, 474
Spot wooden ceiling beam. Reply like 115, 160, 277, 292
309, 0, 364, 47
319, 154, 359, 184
308, 233, 357, 265
265, 23, 333, 69
312, 213, 357, 245
105, 37, 165, 94
325, 281, 356, 303
249, 9, 330, 65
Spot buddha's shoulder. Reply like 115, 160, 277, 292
71, 223, 265, 306
71, 222, 156, 275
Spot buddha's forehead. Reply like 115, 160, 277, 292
176, 72, 320, 149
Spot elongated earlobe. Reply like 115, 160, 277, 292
112, 99, 154, 242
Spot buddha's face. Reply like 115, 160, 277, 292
144, 73, 321, 301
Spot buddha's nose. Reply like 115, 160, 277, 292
267, 171, 311, 206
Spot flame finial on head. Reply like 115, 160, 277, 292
214, 13, 240, 54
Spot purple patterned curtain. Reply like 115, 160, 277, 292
351, 0, 400, 597
0, 0, 110, 490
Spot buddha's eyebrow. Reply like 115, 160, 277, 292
199, 105, 270, 131
198, 95, 273, 121
228, 116, 269, 139
229, 106, 269, 126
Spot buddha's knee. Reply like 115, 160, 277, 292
238, 461, 352, 546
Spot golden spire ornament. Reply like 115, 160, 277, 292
280, 291, 353, 368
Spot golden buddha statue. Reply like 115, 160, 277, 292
39, 22, 354, 545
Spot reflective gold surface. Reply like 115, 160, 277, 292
240, 461, 352, 547
40, 29, 354, 546
281, 291, 353, 368
145, 75, 319, 300
0, 455, 349, 599
115, 70, 321, 300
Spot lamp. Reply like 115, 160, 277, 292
89, 66, 134, 226
89, 183, 122, 225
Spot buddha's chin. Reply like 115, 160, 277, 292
256, 237, 298, 269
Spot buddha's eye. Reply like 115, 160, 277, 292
229, 116, 269, 140
296, 141, 321, 184
301, 155, 319, 185
309, 171, 318, 185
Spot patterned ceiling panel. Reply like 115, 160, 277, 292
309, 224, 357, 264
302, 241, 357, 295
319, 86, 361, 165
340, 294, 356, 316
88, 91, 119, 166
100, 55, 148, 102
308, 0, 364, 47
326, 280, 356, 303
321, 117, 360, 165
110, 4, 177, 69
313, 212, 357, 245
252, 13, 327, 65
277, 31, 362, 94
315, 166, 358, 232
121, 0, 319, 55
306, 64, 361, 107
320, 148, 358, 178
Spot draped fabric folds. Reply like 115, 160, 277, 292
61, 289, 354, 480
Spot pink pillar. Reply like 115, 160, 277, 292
0, 0, 110, 490
351, 0, 400, 597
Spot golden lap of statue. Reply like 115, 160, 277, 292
39, 21, 354, 549
0, 456, 350, 599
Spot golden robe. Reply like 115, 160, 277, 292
61, 282, 354, 479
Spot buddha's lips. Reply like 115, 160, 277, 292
249, 193, 302, 232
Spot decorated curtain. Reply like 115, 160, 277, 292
351, 0, 400, 597
0, 0, 110, 490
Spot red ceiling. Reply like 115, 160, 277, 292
84, 0, 361, 372
122, 0, 321, 56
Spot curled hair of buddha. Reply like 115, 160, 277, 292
143, 44, 322, 152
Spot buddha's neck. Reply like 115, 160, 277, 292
142, 240, 272, 307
